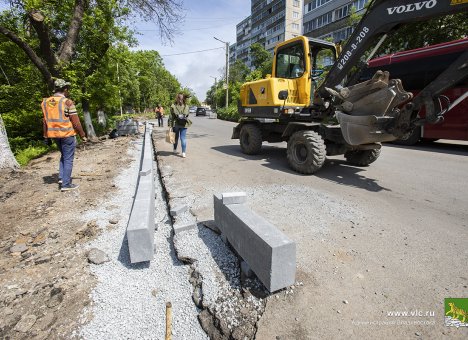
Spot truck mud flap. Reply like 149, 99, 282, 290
336, 112, 397, 146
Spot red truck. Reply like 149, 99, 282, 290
364, 38, 468, 145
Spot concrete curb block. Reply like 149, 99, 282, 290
127, 123, 156, 263
170, 204, 189, 217
173, 210, 197, 234
214, 193, 296, 292
222, 192, 247, 205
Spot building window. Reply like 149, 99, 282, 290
292, 23, 299, 30
293, 11, 299, 19
334, 4, 351, 20
305, 0, 332, 14
293, 0, 300, 7
353, 0, 367, 11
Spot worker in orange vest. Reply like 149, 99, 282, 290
42, 79, 87, 191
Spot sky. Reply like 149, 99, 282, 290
133, 0, 251, 101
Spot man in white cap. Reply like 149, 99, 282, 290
41, 79, 87, 191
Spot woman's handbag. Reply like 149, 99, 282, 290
165, 128, 175, 144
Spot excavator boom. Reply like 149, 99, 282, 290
320, 0, 468, 145
320, 0, 468, 96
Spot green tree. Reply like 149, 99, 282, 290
229, 60, 249, 84
379, 13, 468, 53
0, 0, 184, 168
250, 43, 272, 77
347, 5, 467, 54
250, 43, 270, 69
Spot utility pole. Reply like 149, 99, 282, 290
214, 37, 229, 109
209, 76, 217, 110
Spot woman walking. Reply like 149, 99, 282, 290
169, 93, 191, 158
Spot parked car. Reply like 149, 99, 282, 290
196, 107, 207, 116
189, 106, 197, 114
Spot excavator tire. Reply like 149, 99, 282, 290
240, 124, 262, 155
344, 149, 381, 166
393, 126, 421, 146
287, 130, 326, 174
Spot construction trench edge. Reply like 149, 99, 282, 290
151, 131, 271, 340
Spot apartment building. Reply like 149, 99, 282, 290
250, 0, 303, 53
229, 42, 237, 65
303, 0, 368, 42
233, 0, 369, 67
235, 16, 252, 67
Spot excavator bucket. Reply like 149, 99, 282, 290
328, 71, 413, 145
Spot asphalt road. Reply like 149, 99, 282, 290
154, 115, 468, 339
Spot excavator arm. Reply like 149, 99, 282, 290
318, 0, 468, 145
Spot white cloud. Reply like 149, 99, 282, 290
133, 0, 251, 101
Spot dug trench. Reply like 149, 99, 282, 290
152, 131, 292, 340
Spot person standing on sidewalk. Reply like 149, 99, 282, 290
169, 93, 191, 158
42, 79, 87, 191
155, 104, 165, 127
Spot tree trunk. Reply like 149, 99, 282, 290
81, 98, 97, 139
0, 115, 20, 170
97, 109, 107, 127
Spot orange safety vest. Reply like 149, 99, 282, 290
41, 96, 76, 138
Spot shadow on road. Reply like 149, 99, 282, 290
212, 144, 297, 174
186, 132, 212, 139
316, 159, 391, 192
384, 141, 468, 156
212, 144, 391, 192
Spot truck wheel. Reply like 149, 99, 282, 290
240, 124, 262, 155
286, 130, 326, 174
344, 149, 381, 166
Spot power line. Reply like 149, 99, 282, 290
161, 47, 224, 57
185, 16, 245, 20
139, 22, 235, 32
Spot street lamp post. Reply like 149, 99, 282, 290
214, 37, 229, 109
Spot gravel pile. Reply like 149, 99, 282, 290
78, 138, 207, 339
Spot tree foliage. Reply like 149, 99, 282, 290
347, 5, 467, 55
378, 13, 468, 54
0, 0, 185, 167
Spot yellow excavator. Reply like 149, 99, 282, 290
232, 0, 468, 174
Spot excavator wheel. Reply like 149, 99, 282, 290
393, 126, 421, 146
287, 130, 326, 174
344, 149, 381, 166
240, 124, 262, 155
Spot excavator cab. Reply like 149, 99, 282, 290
238, 36, 337, 115
271, 36, 337, 106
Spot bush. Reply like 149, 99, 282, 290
216, 105, 240, 122
15, 144, 52, 166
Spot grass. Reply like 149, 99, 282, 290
15, 144, 52, 166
